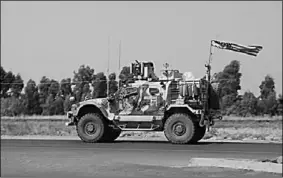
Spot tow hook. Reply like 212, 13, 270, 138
65, 122, 75, 126
66, 111, 76, 126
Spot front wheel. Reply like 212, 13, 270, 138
76, 113, 106, 143
164, 113, 196, 144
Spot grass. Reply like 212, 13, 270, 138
1, 115, 68, 120
1, 120, 77, 136
1, 115, 282, 142
203, 127, 282, 141
221, 115, 282, 121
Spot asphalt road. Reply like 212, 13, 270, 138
1, 139, 282, 178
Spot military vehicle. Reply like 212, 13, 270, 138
65, 58, 222, 144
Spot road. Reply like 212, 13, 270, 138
1, 139, 282, 178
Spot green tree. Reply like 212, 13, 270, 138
276, 94, 283, 115
1, 97, 12, 116
265, 91, 277, 116
225, 96, 241, 116
24, 79, 41, 115
72, 65, 95, 102
108, 72, 118, 96
63, 94, 74, 113
10, 74, 24, 98
42, 94, 54, 115
119, 66, 134, 86
49, 80, 60, 97
259, 75, 275, 99
0, 70, 25, 116
47, 80, 63, 115
60, 78, 72, 98
0, 68, 15, 98
1, 95, 25, 116
0, 66, 7, 97
92, 72, 107, 98
235, 91, 258, 117
81, 83, 92, 100
11, 95, 26, 116
258, 75, 277, 116
59, 78, 73, 114
256, 99, 265, 116
38, 76, 51, 108
214, 60, 242, 113
52, 94, 65, 115
220, 94, 238, 115
39, 78, 63, 115
215, 60, 242, 98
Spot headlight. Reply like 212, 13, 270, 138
70, 96, 75, 102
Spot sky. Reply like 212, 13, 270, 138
1, 1, 282, 96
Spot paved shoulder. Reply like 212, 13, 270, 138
2, 139, 282, 178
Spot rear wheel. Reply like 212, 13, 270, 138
77, 113, 106, 143
164, 113, 196, 144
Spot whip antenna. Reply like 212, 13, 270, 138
118, 40, 121, 89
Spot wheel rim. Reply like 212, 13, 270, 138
84, 122, 98, 136
172, 122, 186, 136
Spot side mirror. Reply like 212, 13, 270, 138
149, 88, 159, 95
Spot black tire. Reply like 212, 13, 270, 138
190, 124, 206, 143
76, 113, 106, 143
164, 113, 196, 144
101, 127, 121, 142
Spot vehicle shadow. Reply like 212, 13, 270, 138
112, 140, 263, 145
113, 140, 213, 145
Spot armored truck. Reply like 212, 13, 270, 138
66, 60, 222, 144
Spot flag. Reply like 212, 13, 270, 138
211, 40, 263, 57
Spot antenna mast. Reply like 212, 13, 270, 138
119, 40, 121, 73
107, 36, 110, 96
118, 40, 121, 89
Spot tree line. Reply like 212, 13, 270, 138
1, 60, 282, 117
214, 60, 282, 117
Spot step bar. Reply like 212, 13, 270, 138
114, 115, 163, 122
116, 123, 160, 131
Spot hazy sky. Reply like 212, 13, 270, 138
1, 1, 282, 96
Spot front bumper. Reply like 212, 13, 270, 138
65, 111, 76, 126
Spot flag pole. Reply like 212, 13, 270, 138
207, 40, 213, 112
206, 40, 213, 82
